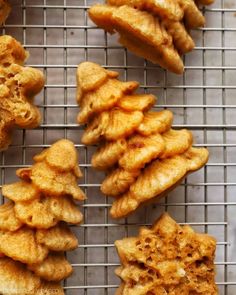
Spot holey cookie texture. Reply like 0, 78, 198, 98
0, 35, 45, 151
0, 139, 85, 294
77, 62, 209, 218
115, 213, 218, 295
89, 0, 214, 74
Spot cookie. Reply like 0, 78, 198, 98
89, 0, 214, 73
115, 213, 217, 294
0, 35, 44, 150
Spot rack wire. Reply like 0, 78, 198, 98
1, 0, 236, 294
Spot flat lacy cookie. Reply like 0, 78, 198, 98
89, 0, 214, 74
0, 35, 45, 151
115, 213, 218, 295
0, 0, 10, 24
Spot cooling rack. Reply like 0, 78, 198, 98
1, 0, 236, 294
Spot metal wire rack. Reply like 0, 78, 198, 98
1, 0, 236, 294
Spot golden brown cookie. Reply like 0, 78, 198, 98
2, 140, 84, 229
77, 62, 209, 218
0, 35, 44, 150
90, 4, 184, 74
89, 0, 214, 73
115, 213, 218, 294
15, 139, 86, 201
2, 140, 84, 225
0, 139, 85, 288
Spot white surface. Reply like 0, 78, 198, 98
1, 0, 236, 294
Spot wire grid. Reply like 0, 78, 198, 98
1, 0, 236, 294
